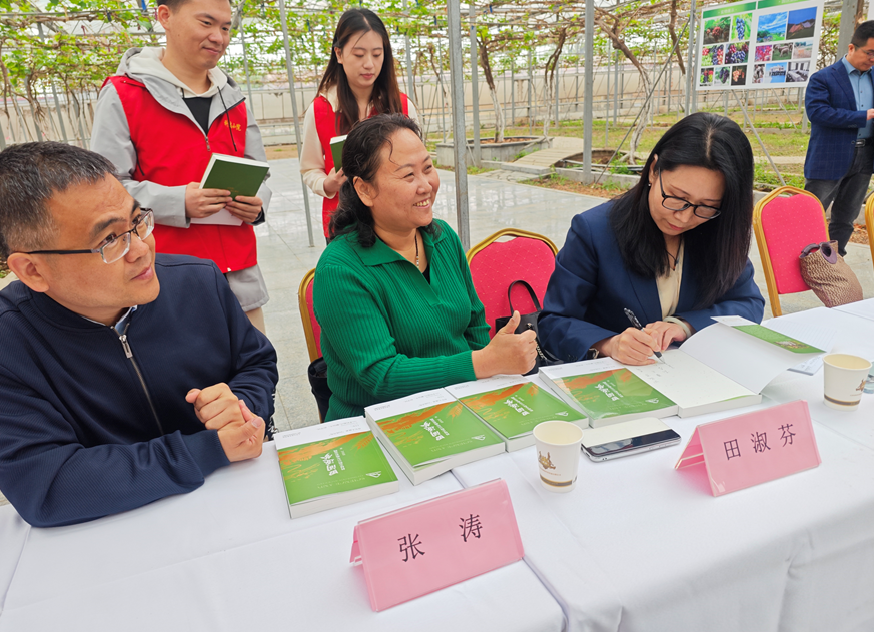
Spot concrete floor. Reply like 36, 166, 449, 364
0, 156, 872, 508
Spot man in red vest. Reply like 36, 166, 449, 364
91, 0, 271, 333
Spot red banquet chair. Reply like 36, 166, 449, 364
298, 268, 321, 363
466, 229, 559, 338
753, 186, 829, 317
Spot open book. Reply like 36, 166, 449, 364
680, 315, 826, 393
365, 389, 504, 485
541, 315, 826, 426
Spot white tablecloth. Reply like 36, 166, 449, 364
0, 444, 565, 632
762, 306, 874, 450
449, 304, 874, 632
0, 512, 28, 618
835, 297, 874, 322
453, 406, 874, 632
4, 303, 874, 632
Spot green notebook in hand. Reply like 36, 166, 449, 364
329, 135, 347, 172
194, 153, 270, 226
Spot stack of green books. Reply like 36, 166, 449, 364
364, 389, 504, 485
446, 375, 587, 451
274, 417, 398, 518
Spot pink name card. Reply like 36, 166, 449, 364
675, 400, 821, 496
350, 479, 524, 611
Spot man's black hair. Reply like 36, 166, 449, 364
0, 142, 117, 259
851, 21, 874, 48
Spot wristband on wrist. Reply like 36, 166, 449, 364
664, 316, 692, 340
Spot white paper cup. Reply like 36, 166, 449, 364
823, 354, 872, 410
533, 421, 584, 493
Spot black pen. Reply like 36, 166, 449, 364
623, 308, 664, 362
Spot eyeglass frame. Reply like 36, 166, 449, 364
656, 171, 722, 220
19, 208, 155, 264
851, 46, 874, 60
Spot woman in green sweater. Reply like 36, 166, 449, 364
313, 114, 537, 420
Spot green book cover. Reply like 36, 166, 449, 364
734, 324, 823, 354
201, 153, 269, 199
459, 382, 585, 439
375, 400, 503, 468
552, 368, 676, 420
276, 423, 396, 506
329, 135, 346, 171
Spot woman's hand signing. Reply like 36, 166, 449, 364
595, 320, 690, 365
594, 327, 661, 365
645, 321, 688, 351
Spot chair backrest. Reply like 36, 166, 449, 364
753, 186, 829, 317
866, 193, 874, 267
298, 268, 321, 362
466, 229, 559, 338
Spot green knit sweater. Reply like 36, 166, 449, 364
313, 220, 490, 421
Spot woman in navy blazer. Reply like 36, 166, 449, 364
539, 113, 765, 365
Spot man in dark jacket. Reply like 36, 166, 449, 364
804, 21, 874, 255
0, 142, 278, 528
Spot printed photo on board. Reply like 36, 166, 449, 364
703, 44, 725, 66
753, 63, 765, 83
792, 40, 813, 58
772, 42, 793, 61
734, 14, 752, 41
787, 60, 810, 82
727, 41, 749, 63
757, 12, 788, 43
731, 65, 747, 86
704, 16, 732, 44
765, 61, 787, 83
787, 7, 816, 40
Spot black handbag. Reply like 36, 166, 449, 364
494, 280, 562, 375
307, 357, 332, 423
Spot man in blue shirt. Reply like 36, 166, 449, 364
804, 21, 874, 255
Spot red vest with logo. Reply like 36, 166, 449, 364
313, 92, 409, 238
105, 75, 256, 273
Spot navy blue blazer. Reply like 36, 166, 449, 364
538, 202, 765, 362
804, 59, 873, 181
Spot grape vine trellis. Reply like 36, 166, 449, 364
0, 0, 845, 150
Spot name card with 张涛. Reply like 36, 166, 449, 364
675, 400, 821, 496
349, 479, 524, 611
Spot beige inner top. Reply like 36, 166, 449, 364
657, 240, 684, 320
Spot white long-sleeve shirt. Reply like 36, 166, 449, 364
299, 86, 419, 199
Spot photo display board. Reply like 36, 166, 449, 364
697, 0, 823, 91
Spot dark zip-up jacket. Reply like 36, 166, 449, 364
0, 255, 278, 527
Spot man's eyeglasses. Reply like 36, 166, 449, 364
857, 48, 874, 59
657, 171, 722, 219
21, 208, 155, 264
